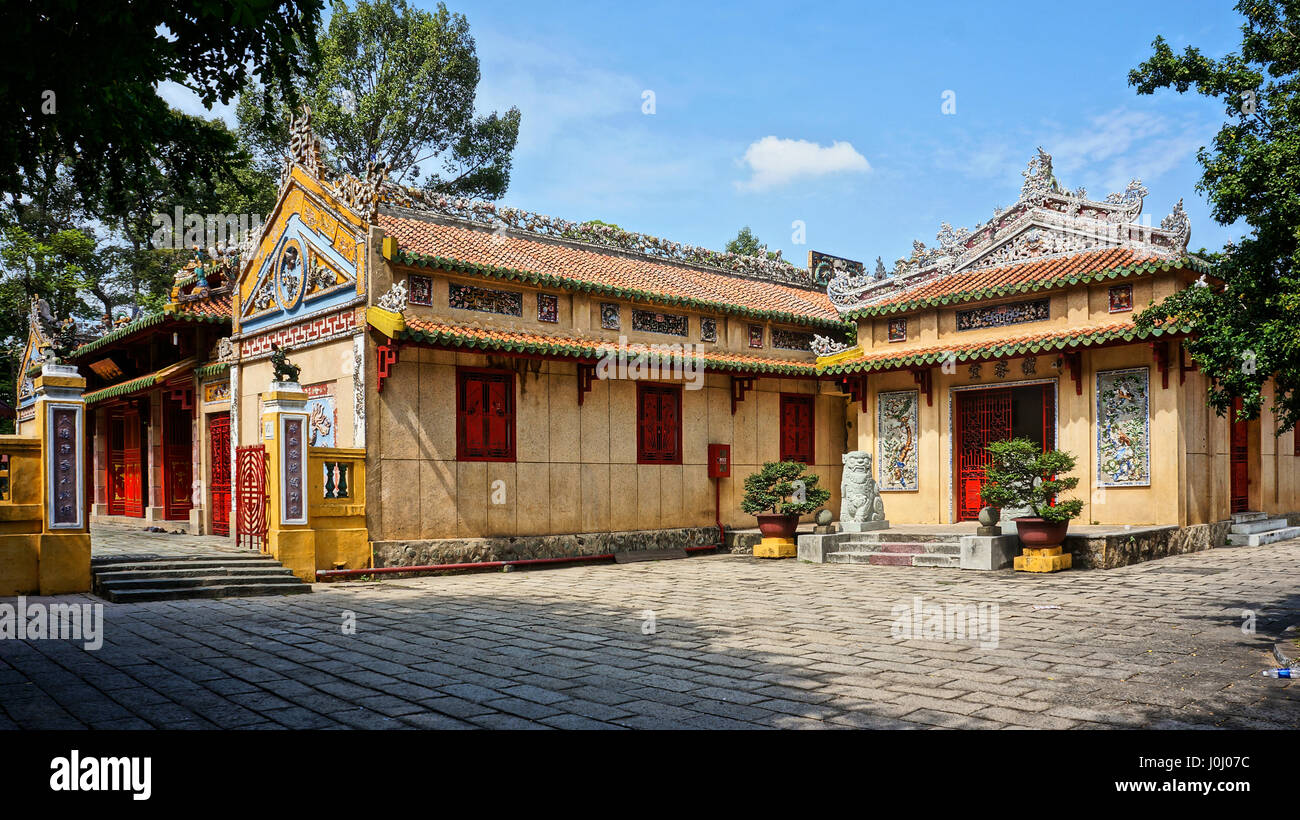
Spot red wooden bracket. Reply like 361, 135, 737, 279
730, 375, 755, 416
1150, 341, 1170, 389
1178, 340, 1196, 385
577, 362, 597, 406
911, 367, 933, 406
376, 343, 399, 394
168, 386, 194, 412
839, 374, 867, 412
1063, 351, 1084, 396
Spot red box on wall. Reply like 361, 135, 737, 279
707, 444, 731, 478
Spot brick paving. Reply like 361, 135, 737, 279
2, 531, 1298, 729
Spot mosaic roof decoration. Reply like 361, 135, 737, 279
826, 148, 1195, 316
379, 181, 816, 288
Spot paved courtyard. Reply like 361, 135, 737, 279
2, 529, 1298, 729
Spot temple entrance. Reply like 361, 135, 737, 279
1230, 397, 1249, 513
953, 382, 1055, 521
208, 413, 231, 536
107, 409, 145, 517
162, 395, 193, 520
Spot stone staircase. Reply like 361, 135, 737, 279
92, 553, 312, 603
825, 532, 962, 568
1225, 511, 1300, 547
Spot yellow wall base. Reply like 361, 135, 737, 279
268, 529, 317, 582
754, 537, 796, 559
38, 532, 91, 594
1014, 546, 1073, 573
0, 533, 40, 596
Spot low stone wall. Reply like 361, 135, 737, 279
1064, 521, 1229, 569
373, 526, 720, 567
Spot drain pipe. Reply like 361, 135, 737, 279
714, 479, 726, 552
316, 552, 616, 581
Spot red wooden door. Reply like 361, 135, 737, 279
779, 394, 815, 463
208, 413, 231, 536
163, 400, 193, 520
235, 444, 268, 551
637, 383, 681, 464
108, 415, 126, 515
122, 411, 144, 517
1230, 397, 1249, 513
954, 389, 1012, 521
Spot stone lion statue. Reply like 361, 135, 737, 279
841, 450, 886, 526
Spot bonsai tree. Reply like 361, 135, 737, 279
979, 438, 1084, 523
741, 460, 831, 517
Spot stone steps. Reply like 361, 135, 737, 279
1226, 526, 1300, 547
1228, 517, 1290, 535
92, 554, 311, 603
827, 540, 962, 568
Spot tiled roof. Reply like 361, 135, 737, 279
399, 317, 819, 375
378, 211, 846, 329
821, 321, 1188, 375
175, 289, 233, 320
84, 358, 198, 404
842, 249, 1209, 319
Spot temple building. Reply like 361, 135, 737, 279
17, 118, 1299, 580
16, 255, 234, 535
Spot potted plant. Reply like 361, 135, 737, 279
979, 438, 1084, 547
740, 460, 831, 539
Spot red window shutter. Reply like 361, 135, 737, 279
779, 394, 814, 463
637, 383, 681, 464
457, 369, 515, 461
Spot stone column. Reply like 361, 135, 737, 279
263, 381, 315, 581
34, 363, 91, 593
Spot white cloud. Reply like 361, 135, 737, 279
736, 137, 870, 191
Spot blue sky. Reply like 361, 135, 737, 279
166, 0, 1249, 267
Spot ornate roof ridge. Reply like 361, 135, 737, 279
378, 203, 829, 294
827, 148, 1194, 314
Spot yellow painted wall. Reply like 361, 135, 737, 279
367, 349, 847, 540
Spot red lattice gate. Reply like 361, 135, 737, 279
209, 414, 231, 536
1230, 397, 1249, 513
235, 444, 268, 551
954, 389, 1013, 522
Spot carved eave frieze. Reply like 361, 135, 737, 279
826, 147, 1193, 315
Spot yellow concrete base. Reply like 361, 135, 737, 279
38, 532, 92, 594
753, 536, 796, 559
268, 528, 317, 582
1013, 545, 1073, 573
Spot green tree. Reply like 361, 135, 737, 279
238, 0, 521, 199
725, 226, 764, 257
1129, 0, 1300, 432
980, 439, 1084, 524
1, 0, 322, 214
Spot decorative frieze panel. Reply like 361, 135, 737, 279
408, 274, 433, 306
631, 309, 688, 337
241, 309, 360, 358
887, 318, 907, 342
955, 298, 1050, 332
449, 282, 522, 316
772, 329, 813, 351
537, 293, 558, 323
877, 390, 919, 491
1097, 367, 1151, 487
700, 317, 717, 343
748, 325, 764, 348
1108, 283, 1133, 313
600, 302, 620, 330
203, 381, 231, 403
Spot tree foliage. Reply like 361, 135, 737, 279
740, 460, 831, 516
2, 0, 321, 215
980, 439, 1084, 524
1129, 0, 1300, 431
238, 0, 521, 199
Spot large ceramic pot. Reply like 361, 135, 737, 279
755, 513, 800, 539
1014, 517, 1069, 548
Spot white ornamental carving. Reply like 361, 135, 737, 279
377, 280, 409, 313
825, 147, 1193, 314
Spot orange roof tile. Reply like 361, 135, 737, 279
399, 316, 819, 375
378, 211, 843, 327
822, 320, 1187, 374
845, 247, 1203, 317
176, 289, 233, 319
